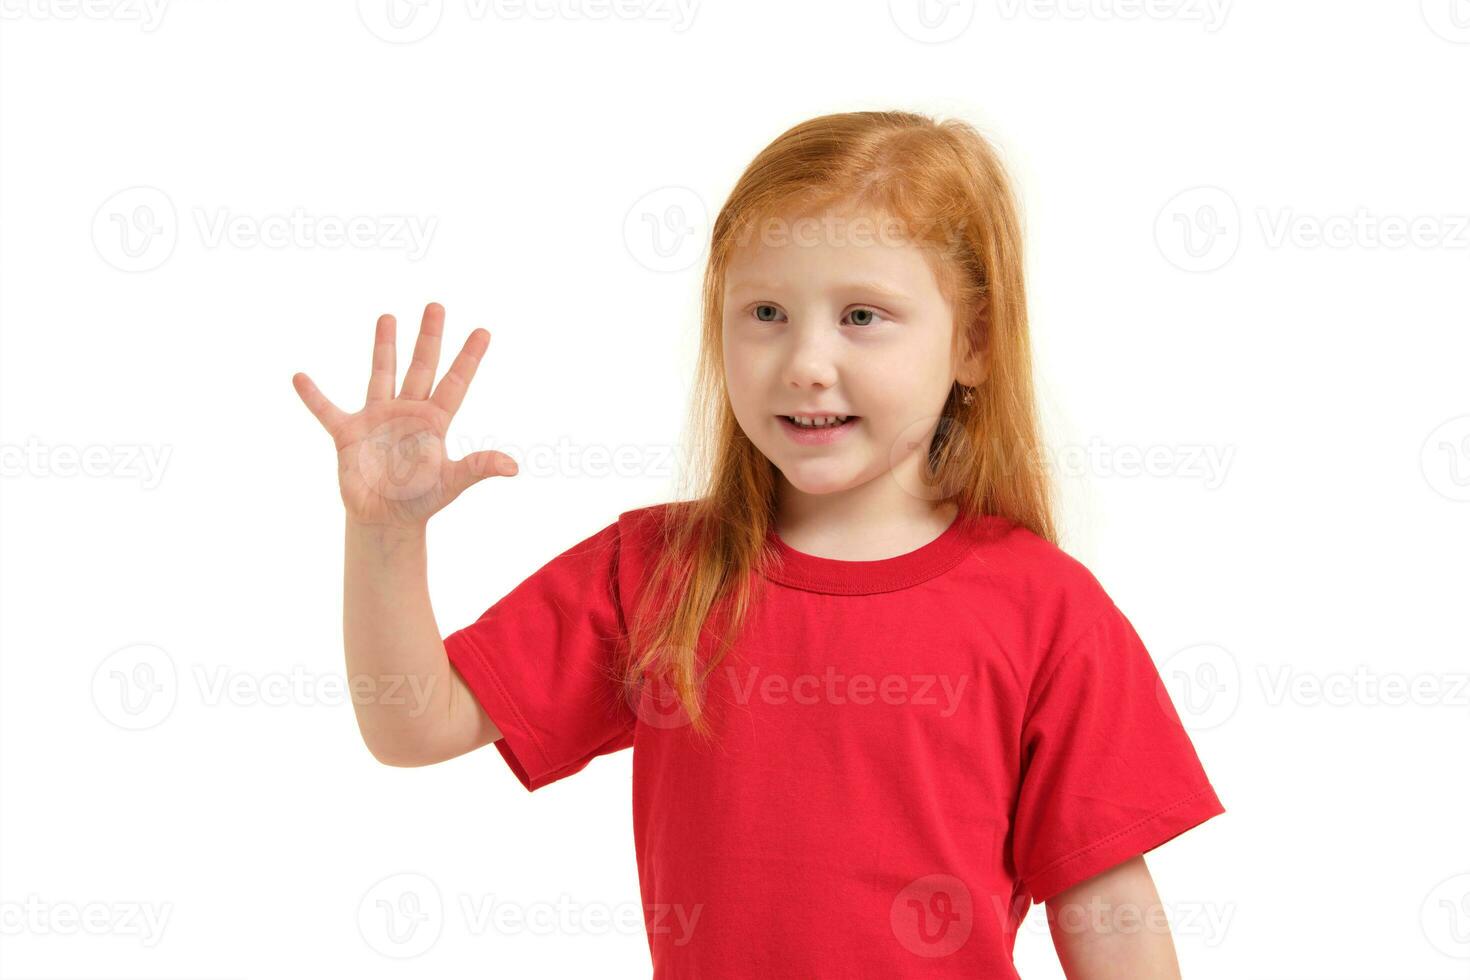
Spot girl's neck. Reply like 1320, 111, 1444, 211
774, 486, 959, 563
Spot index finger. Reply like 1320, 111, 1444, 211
430, 328, 491, 417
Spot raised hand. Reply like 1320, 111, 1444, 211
293, 302, 518, 529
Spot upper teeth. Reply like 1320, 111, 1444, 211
789, 415, 850, 427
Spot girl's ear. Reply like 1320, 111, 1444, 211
955, 301, 989, 387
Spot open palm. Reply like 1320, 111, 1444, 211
292, 303, 517, 529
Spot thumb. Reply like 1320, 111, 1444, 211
448, 450, 518, 496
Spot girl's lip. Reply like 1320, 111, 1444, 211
776, 414, 860, 445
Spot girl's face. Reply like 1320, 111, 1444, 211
721, 208, 981, 507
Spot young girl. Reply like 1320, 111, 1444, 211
294, 110, 1225, 978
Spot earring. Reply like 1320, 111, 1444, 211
960, 385, 975, 406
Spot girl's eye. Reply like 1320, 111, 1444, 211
747, 304, 884, 325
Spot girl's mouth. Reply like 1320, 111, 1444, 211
776, 415, 860, 445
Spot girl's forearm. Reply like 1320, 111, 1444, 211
342, 517, 455, 764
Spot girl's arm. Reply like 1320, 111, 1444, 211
1045, 856, 1183, 980
343, 518, 502, 767
294, 302, 518, 767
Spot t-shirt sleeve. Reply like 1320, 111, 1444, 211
442, 517, 638, 792
1012, 594, 1225, 905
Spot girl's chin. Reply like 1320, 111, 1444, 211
776, 461, 869, 493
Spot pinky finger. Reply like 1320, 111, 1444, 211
292, 372, 349, 435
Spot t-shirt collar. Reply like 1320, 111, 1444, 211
760, 509, 997, 595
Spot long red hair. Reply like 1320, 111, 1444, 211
621, 110, 1057, 739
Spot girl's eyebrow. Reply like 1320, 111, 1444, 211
726, 279, 911, 302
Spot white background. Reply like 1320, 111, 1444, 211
2, 1, 1468, 977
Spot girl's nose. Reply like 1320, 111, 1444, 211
779, 319, 840, 389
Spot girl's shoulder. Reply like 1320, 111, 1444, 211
962, 516, 1126, 660
967, 514, 1111, 605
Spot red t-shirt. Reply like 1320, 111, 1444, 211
444, 503, 1225, 977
